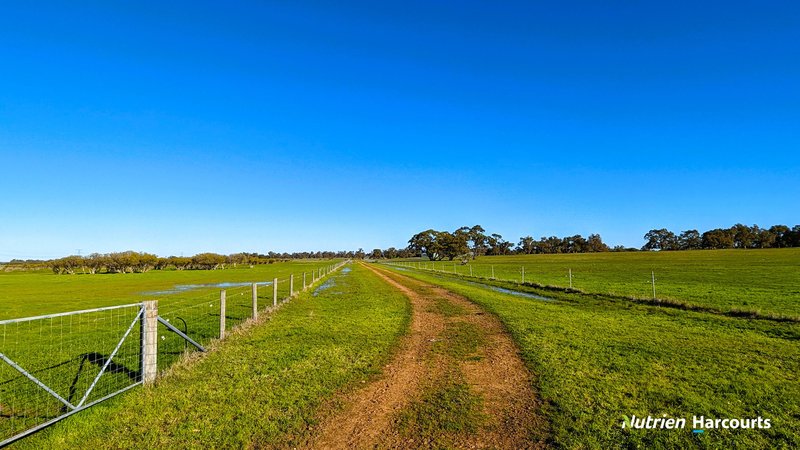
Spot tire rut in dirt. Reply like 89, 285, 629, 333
302, 264, 548, 449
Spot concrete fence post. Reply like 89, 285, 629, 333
141, 300, 158, 384
219, 290, 226, 339
290, 274, 294, 296
273, 278, 278, 307
252, 283, 258, 320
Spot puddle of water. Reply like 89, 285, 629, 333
485, 285, 553, 301
391, 265, 552, 301
312, 265, 351, 296
461, 280, 553, 301
313, 278, 336, 296
143, 281, 273, 296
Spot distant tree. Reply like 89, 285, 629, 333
355, 248, 366, 259
51, 255, 83, 274
702, 228, 735, 249
784, 225, 800, 248
769, 225, 791, 248
136, 253, 158, 272
85, 253, 108, 274
754, 227, 777, 248
167, 256, 192, 270
562, 235, 587, 253
586, 234, 609, 252
678, 230, 702, 250
642, 229, 678, 251
518, 236, 536, 254
192, 253, 226, 270
408, 229, 450, 260
486, 233, 512, 255
408, 229, 436, 260
463, 225, 488, 259
731, 223, 757, 248
107, 252, 132, 273
370, 248, 383, 259
539, 236, 562, 254
440, 231, 470, 261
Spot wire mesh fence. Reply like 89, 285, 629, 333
0, 260, 350, 446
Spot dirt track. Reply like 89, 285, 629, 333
303, 264, 548, 449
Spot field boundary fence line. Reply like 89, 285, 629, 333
387, 260, 657, 298
383, 260, 800, 323
0, 260, 350, 447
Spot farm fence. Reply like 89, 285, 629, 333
387, 261, 663, 299
0, 261, 349, 447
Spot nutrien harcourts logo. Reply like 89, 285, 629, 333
622, 415, 772, 434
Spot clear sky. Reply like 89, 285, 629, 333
1, 1, 798, 259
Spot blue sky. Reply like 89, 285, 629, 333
1, 1, 798, 259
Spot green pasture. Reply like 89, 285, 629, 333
401, 249, 800, 318
385, 266, 800, 449
0, 260, 340, 320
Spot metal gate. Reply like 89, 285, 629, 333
0, 303, 148, 447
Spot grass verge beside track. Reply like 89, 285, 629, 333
383, 265, 800, 449
395, 249, 800, 318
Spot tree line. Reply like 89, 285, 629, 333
44, 250, 364, 274
368, 225, 620, 261
642, 224, 800, 251
367, 222, 800, 261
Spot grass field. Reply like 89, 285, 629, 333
384, 266, 800, 448
3, 251, 799, 448
399, 249, 800, 319
11, 263, 411, 449
0, 260, 340, 320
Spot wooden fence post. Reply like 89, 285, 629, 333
303, 272, 307, 290
290, 274, 294, 296
219, 290, 226, 339
141, 300, 158, 384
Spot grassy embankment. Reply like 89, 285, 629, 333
384, 265, 800, 449
398, 248, 800, 319
11, 263, 410, 449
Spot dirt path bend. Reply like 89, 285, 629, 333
304, 263, 548, 449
